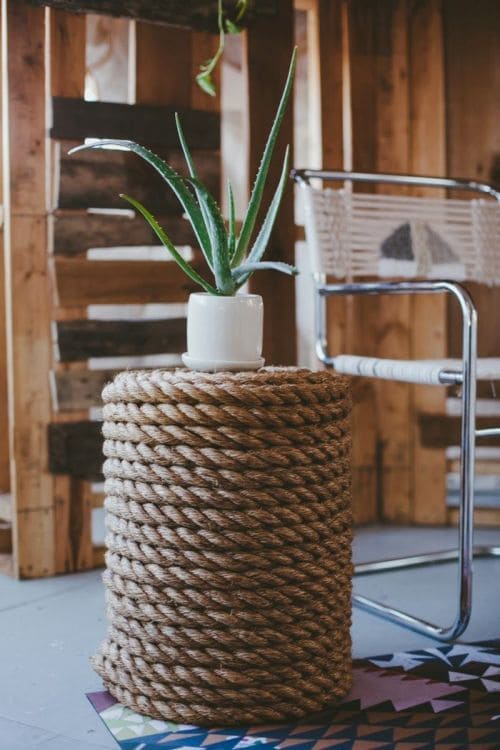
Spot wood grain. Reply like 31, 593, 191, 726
53, 256, 207, 305
56, 141, 219, 210
52, 369, 116, 411
53, 210, 196, 255
419, 413, 500, 448
2, 4, 56, 577
243, 0, 296, 366
56, 317, 186, 361
49, 421, 103, 480
25, 1, 276, 31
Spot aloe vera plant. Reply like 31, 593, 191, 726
69, 48, 298, 297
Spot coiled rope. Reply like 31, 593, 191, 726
94, 367, 353, 725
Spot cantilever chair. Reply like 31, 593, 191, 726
293, 168, 500, 641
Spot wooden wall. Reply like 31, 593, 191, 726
303, 0, 500, 525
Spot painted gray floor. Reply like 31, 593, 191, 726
0, 525, 499, 750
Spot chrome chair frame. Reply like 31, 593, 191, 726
293, 168, 500, 641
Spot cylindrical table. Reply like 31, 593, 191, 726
94, 367, 352, 726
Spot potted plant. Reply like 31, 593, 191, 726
69, 49, 297, 371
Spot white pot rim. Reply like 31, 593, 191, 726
189, 292, 263, 301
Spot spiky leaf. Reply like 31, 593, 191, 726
232, 46, 297, 267
232, 260, 298, 288
227, 180, 237, 261
120, 193, 218, 295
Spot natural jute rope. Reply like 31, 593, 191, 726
94, 367, 353, 725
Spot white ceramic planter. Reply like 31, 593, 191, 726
182, 292, 264, 372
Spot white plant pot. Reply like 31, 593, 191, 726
182, 292, 264, 372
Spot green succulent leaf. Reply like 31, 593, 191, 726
186, 177, 234, 295
120, 193, 218, 295
196, 70, 217, 97
175, 113, 214, 271
232, 260, 298, 288
227, 179, 237, 260
244, 145, 290, 266
68, 140, 213, 265
232, 46, 297, 267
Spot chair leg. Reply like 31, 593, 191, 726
344, 283, 492, 641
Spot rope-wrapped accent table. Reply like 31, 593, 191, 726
94, 367, 353, 725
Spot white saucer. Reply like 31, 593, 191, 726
182, 354, 265, 372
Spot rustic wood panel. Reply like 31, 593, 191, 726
444, 0, 500, 364
56, 318, 186, 361
136, 22, 192, 106
53, 257, 207, 305
51, 97, 220, 149
448, 507, 500, 528
2, 4, 56, 577
49, 421, 103, 480
56, 141, 219, 210
0, 6, 9, 495
52, 369, 116, 411
25, 1, 276, 31
244, 0, 296, 366
419, 413, 500, 448
54, 475, 93, 571
0, 522, 11, 553
408, 0, 447, 525
53, 210, 195, 255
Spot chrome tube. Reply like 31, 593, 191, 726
291, 168, 500, 202
317, 280, 484, 641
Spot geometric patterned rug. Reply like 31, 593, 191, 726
87, 640, 500, 749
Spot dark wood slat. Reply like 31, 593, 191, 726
53, 257, 208, 305
52, 369, 116, 411
56, 141, 219, 210
26, 1, 276, 31
0, 522, 12, 554
53, 211, 195, 256
56, 318, 186, 362
48, 421, 103, 480
51, 97, 220, 149
419, 413, 500, 448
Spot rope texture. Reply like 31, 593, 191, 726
94, 367, 353, 726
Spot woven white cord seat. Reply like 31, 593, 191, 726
333, 355, 500, 385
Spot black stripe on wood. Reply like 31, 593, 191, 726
51, 98, 220, 149
419, 413, 500, 448
56, 318, 186, 362
25, 1, 276, 31
53, 211, 195, 255
56, 140, 219, 210
48, 421, 103, 480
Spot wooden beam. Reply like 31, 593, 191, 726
53, 210, 195, 255
51, 369, 116, 411
243, 0, 296, 366
0, 4, 9, 495
0, 521, 11, 553
48, 421, 103, 480
56, 317, 186, 361
51, 97, 220, 149
419, 413, 500, 449
53, 257, 207, 305
2, 3, 56, 577
408, 0, 447, 525
56, 140, 219, 210
24, 1, 276, 31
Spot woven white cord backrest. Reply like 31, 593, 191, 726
301, 184, 500, 284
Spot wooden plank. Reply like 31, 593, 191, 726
408, 0, 447, 525
444, 0, 500, 365
53, 256, 207, 305
0, 4, 9, 495
0, 521, 11, 553
419, 414, 500, 449
51, 11, 86, 98
48, 421, 103, 480
2, 4, 56, 577
52, 369, 116, 411
56, 318, 186, 361
53, 210, 196, 255
51, 97, 220, 149
243, 0, 296, 366
56, 140, 219, 210
136, 22, 192, 106
448, 507, 500, 528
25, 1, 276, 31
93, 544, 106, 568
54, 474, 93, 572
